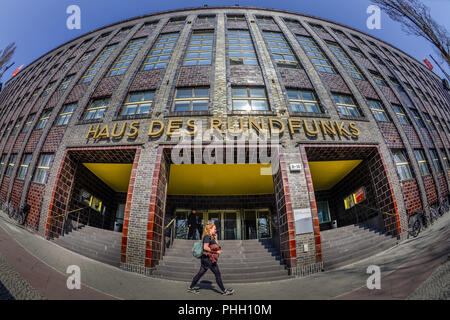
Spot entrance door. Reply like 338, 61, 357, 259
204, 210, 241, 240
243, 209, 272, 239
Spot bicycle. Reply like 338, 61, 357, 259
408, 211, 422, 238
8, 206, 26, 225
439, 196, 449, 216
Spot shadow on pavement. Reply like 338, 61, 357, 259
0, 280, 15, 300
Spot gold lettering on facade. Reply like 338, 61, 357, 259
349, 122, 360, 137
111, 122, 127, 138
288, 118, 302, 135
148, 120, 165, 137
86, 124, 100, 139
95, 124, 111, 140
269, 118, 285, 135
166, 119, 183, 136
320, 120, 337, 136
126, 121, 140, 138
303, 119, 319, 136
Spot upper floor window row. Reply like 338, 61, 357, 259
326, 42, 364, 80
227, 30, 258, 66
296, 36, 334, 73
108, 37, 147, 77
183, 31, 214, 66
263, 31, 299, 68
81, 44, 118, 83
143, 32, 179, 70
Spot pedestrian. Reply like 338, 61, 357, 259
187, 210, 197, 240
187, 222, 234, 295
196, 214, 203, 240
20, 202, 31, 226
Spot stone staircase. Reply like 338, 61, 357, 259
152, 238, 291, 283
52, 225, 122, 267
321, 224, 398, 270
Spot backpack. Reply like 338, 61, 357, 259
192, 240, 203, 258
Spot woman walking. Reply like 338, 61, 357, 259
188, 222, 234, 295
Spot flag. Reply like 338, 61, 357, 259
12, 65, 23, 77
423, 59, 433, 70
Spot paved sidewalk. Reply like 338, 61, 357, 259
0, 209, 448, 300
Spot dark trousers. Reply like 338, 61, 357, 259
190, 256, 225, 292
188, 226, 196, 240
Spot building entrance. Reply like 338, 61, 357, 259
174, 208, 272, 240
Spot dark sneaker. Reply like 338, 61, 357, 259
187, 287, 199, 294
222, 288, 234, 295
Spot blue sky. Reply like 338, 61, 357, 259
0, 0, 449, 82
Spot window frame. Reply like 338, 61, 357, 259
333, 94, 361, 118
83, 97, 110, 121
231, 87, 270, 112
121, 91, 155, 116
413, 149, 430, 176
393, 150, 413, 181
287, 89, 321, 114
36, 109, 52, 130
142, 32, 179, 71
183, 31, 214, 66
56, 103, 77, 126
172, 87, 210, 112
17, 154, 32, 180
33, 154, 54, 184
368, 100, 389, 122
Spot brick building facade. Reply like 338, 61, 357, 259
0, 7, 449, 277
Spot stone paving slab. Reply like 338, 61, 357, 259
407, 261, 450, 300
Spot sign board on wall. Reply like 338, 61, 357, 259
294, 208, 314, 235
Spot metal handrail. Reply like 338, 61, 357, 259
165, 218, 176, 229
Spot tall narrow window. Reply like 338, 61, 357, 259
142, 33, 179, 70
83, 97, 110, 120
42, 82, 55, 96
392, 105, 409, 125
36, 110, 51, 129
368, 100, 389, 122
392, 150, 413, 180
17, 154, 32, 180
370, 71, 387, 86
264, 32, 299, 68
23, 114, 35, 133
197, 16, 215, 23
232, 87, 269, 112
287, 89, 320, 113
81, 44, 118, 83
227, 30, 258, 66
108, 38, 146, 76
413, 150, 430, 176
6, 154, 17, 177
0, 155, 6, 174
59, 75, 74, 90
121, 91, 154, 116
296, 36, 334, 73
34, 154, 54, 184
183, 31, 214, 66
326, 42, 364, 80
429, 149, 443, 172
173, 88, 209, 112
56, 103, 77, 126
333, 94, 361, 117
410, 109, 425, 128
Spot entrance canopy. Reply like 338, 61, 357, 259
167, 164, 274, 196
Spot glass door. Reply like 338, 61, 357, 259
175, 210, 189, 239
243, 209, 272, 239
207, 211, 222, 240
243, 210, 257, 239
223, 210, 240, 240
257, 209, 271, 239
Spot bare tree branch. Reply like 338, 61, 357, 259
371, 0, 450, 68
0, 42, 16, 79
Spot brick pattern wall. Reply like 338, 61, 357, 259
65, 83, 89, 104
129, 70, 165, 92
278, 68, 313, 89
24, 130, 43, 153
230, 65, 265, 86
353, 79, 379, 100
0, 177, 10, 202
402, 125, 423, 148
42, 127, 67, 153
378, 122, 405, 148
176, 66, 212, 87
401, 179, 422, 215
319, 73, 351, 94
423, 174, 438, 205
92, 75, 124, 98
10, 179, 24, 209
437, 172, 449, 197
26, 183, 45, 230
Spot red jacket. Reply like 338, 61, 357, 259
205, 243, 221, 263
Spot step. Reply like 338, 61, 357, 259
320, 226, 383, 242
152, 269, 289, 281
54, 241, 120, 267
163, 250, 279, 259
150, 273, 291, 283
161, 255, 282, 265
321, 232, 394, 251
53, 238, 121, 260
156, 262, 287, 273
323, 238, 397, 270
322, 237, 395, 262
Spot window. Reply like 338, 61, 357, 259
168, 18, 185, 25
392, 105, 409, 125
143, 33, 179, 70
83, 97, 110, 120
34, 154, 54, 184
429, 149, 443, 172
344, 187, 366, 210
36, 110, 51, 129
296, 36, 334, 73
326, 42, 364, 80
441, 150, 449, 169
121, 91, 154, 115
284, 19, 301, 28
80, 51, 94, 62
6, 154, 17, 177
350, 47, 363, 58
333, 94, 361, 117
317, 201, 331, 223
287, 89, 320, 113
264, 32, 299, 68
183, 31, 214, 66
414, 150, 430, 176
22, 114, 35, 133
392, 150, 413, 180
56, 103, 77, 126
0, 155, 6, 174
81, 44, 118, 82
61, 58, 74, 71
232, 87, 269, 112
368, 100, 389, 122
173, 88, 209, 112
108, 38, 146, 76
310, 23, 326, 33
17, 154, 32, 180
371, 72, 387, 86
59, 75, 74, 90
410, 109, 425, 128
197, 16, 215, 23
334, 29, 348, 40
227, 15, 246, 22
257, 17, 275, 24
117, 27, 132, 36
227, 30, 258, 66
11, 119, 21, 135
42, 82, 55, 96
